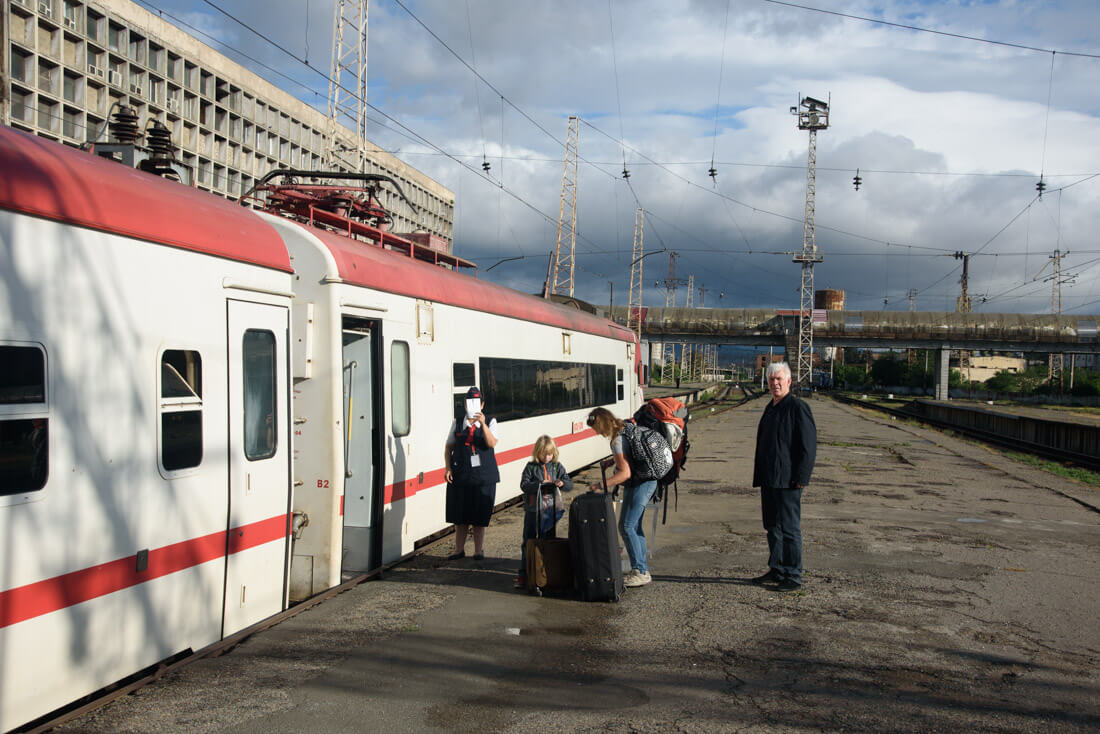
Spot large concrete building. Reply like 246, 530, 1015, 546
1, 0, 454, 243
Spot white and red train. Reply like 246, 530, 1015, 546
0, 125, 641, 731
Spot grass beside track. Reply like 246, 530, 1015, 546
1000, 451, 1100, 488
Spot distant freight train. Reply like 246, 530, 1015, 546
0, 125, 641, 731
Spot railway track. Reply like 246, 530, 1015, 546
830, 393, 1100, 474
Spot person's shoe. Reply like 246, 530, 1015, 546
750, 569, 781, 585
775, 578, 802, 592
446, 550, 466, 560
514, 575, 527, 589
473, 552, 485, 561
624, 570, 652, 587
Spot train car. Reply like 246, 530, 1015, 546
0, 125, 639, 730
263, 214, 639, 597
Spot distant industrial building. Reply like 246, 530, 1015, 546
1, 0, 454, 244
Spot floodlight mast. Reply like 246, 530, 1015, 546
791, 94, 829, 391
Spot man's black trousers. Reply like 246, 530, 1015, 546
760, 486, 803, 583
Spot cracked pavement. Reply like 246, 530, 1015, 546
62, 396, 1100, 733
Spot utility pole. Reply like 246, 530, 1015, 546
659, 252, 686, 384
627, 208, 645, 344
1033, 248, 1073, 388
954, 252, 972, 379
325, 0, 369, 173
791, 95, 829, 391
1048, 249, 1068, 387
550, 116, 580, 296
907, 288, 918, 364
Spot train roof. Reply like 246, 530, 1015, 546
0, 126, 292, 272
302, 222, 636, 344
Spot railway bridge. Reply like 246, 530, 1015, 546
604, 306, 1100, 399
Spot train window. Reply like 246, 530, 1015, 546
0, 346, 46, 404
617, 368, 624, 382
479, 357, 616, 423
160, 350, 203, 472
243, 331, 277, 461
453, 363, 475, 388
391, 341, 411, 436
0, 345, 48, 495
618, 385, 625, 401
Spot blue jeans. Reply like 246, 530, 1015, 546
761, 487, 803, 583
619, 480, 657, 574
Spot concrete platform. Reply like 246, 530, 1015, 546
59, 397, 1100, 733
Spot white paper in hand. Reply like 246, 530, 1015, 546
465, 398, 481, 421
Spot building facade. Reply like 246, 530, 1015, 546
1, 0, 454, 243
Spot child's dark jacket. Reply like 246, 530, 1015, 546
519, 460, 573, 512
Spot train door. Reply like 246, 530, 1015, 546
341, 317, 383, 573
224, 300, 291, 636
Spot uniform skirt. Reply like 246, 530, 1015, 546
445, 480, 497, 527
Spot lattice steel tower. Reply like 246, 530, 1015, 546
627, 208, 645, 343
550, 116, 581, 296
325, 0, 369, 173
659, 252, 685, 384
791, 95, 829, 389
680, 275, 695, 381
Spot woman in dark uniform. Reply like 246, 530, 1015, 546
444, 386, 500, 560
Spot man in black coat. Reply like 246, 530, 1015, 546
751, 361, 817, 591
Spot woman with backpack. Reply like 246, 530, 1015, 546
585, 407, 657, 587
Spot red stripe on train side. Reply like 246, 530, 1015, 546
0, 514, 289, 629
382, 427, 599, 504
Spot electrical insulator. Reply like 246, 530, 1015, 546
482, 160, 491, 173
853, 168, 862, 191
708, 165, 717, 183
1036, 177, 1046, 197
622, 166, 631, 180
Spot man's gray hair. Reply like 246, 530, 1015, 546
766, 361, 792, 379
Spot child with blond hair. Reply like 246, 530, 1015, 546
515, 435, 573, 588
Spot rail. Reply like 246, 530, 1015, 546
830, 394, 1100, 473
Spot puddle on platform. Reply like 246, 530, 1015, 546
956, 517, 988, 523
503, 626, 586, 637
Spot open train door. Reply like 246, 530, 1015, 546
224, 300, 292, 636
341, 316, 383, 574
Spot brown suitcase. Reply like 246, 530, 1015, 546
525, 537, 572, 594
525, 482, 572, 595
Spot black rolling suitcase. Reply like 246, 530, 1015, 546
568, 463, 624, 602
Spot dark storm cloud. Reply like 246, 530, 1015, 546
161, 0, 1100, 315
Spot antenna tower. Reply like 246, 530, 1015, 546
550, 116, 580, 296
626, 208, 645, 343
325, 0, 369, 173
791, 95, 829, 389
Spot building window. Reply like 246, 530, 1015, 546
391, 341, 410, 437
242, 330, 277, 460
107, 21, 124, 53
11, 87, 33, 123
1, 345, 49, 494
11, 48, 33, 85
159, 350, 203, 472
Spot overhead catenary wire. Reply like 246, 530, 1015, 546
709, 0, 732, 183
759, 0, 1100, 59
149, 0, 1096, 312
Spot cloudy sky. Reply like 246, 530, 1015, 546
144, 0, 1100, 315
